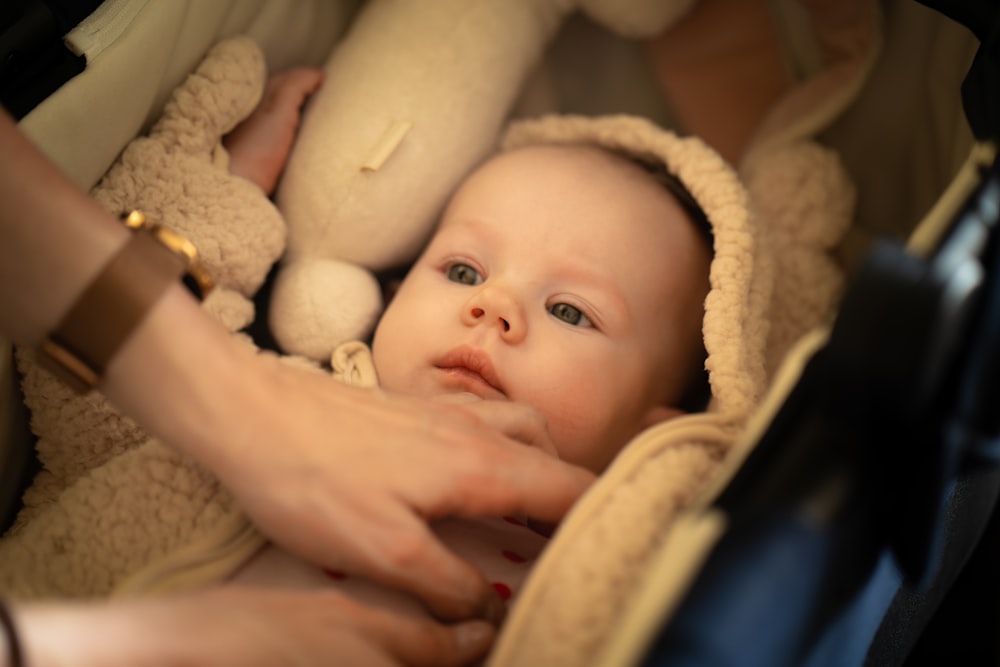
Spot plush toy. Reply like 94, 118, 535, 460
270, 0, 700, 360
2, 37, 285, 593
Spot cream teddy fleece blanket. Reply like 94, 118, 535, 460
0, 5, 877, 666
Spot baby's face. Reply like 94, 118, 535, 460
372, 145, 710, 473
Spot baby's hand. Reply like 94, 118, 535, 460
224, 68, 324, 195
437, 396, 559, 459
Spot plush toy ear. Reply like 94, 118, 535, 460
152, 36, 267, 157
92, 37, 285, 310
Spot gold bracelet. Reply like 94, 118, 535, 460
38, 211, 214, 393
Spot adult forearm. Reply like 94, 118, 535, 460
8, 600, 178, 667
11, 589, 495, 667
99, 282, 262, 473
0, 110, 129, 345
13, 600, 135, 667
0, 107, 252, 475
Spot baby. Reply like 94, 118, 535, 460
214, 70, 714, 618
371, 140, 711, 473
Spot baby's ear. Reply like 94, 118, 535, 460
641, 405, 686, 430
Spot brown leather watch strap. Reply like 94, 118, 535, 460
38, 212, 212, 393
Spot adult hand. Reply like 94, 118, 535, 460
0, 105, 593, 634
436, 394, 559, 458
219, 355, 592, 624
15, 586, 495, 667
103, 292, 595, 625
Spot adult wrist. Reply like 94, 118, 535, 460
15, 599, 162, 667
98, 283, 255, 469
0, 110, 128, 346
38, 212, 214, 393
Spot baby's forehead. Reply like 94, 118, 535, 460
457, 144, 675, 211
445, 145, 706, 264
491, 144, 713, 255
445, 144, 701, 246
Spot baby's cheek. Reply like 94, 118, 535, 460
543, 410, 611, 472
516, 353, 623, 468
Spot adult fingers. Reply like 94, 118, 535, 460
343, 595, 497, 667
411, 428, 596, 525
238, 468, 508, 624
451, 399, 559, 457
362, 519, 507, 625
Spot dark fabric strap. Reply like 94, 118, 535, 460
40, 230, 187, 392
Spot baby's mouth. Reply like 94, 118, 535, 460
434, 346, 506, 399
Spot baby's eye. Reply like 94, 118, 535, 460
550, 302, 593, 327
446, 263, 482, 285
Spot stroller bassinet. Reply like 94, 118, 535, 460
1, 1, 996, 665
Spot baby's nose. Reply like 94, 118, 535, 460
462, 286, 526, 343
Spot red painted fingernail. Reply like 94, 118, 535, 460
323, 569, 347, 580
492, 582, 512, 600
501, 549, 527, 563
